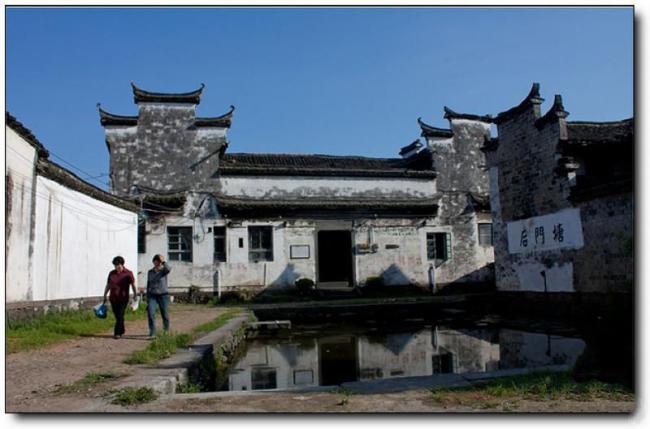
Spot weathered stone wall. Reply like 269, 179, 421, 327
485, 89, 633, 294
572, 192, 634, 292
105, 103, 226, 196
422, 118, 495, 287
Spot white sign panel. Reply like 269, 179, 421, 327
507, 208, 584, 254
290, 245, 310, 259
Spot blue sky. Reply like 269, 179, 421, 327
6, 7, 633, 191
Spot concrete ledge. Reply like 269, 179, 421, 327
110, 313, 249, 396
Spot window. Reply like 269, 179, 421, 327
478, 223, 493, 246
249, 226, 273, 262
168, 226, 193, 262
137, 224, 146, 254
432, 353, 455, 374
427, 232, 451, 264
251, 368, 277, 390
213, 226, 226, 262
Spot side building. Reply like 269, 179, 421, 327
5, 113, 139, 318
477, 83, 633, 299
98, 83, 494, 295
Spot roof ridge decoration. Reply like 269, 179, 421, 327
131, 82, 205, 104
417, 117, 454, 138
494, 82, 545, 124
443, 106, 493, 123
567, 118, 634, 126
399, 139, 423, 156
97, 103, 138, 126
535, 94, 569, 130
195, 105, 236, 128
6, 112, 50, 158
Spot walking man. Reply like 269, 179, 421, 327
146, 254, 172, 337
103, 256, 136, 339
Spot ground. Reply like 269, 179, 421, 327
4, 304, 225, 413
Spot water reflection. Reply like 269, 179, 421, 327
226, 324, 585, 391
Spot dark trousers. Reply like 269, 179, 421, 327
110, 300, 128, 336
147, 294, 170, 336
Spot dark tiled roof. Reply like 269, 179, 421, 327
36, 159, 138, 212
566, 118, 633, 145
399, 139, 423, 156
195, 105, 235, 129
443, 106, 493, 123
417, 117, 453, 138
131, 82, 205, 104
217, 153, 437, 178
213, 194, 439, 217
535, 95, 569, 129
6, 112, 49, 158
494, 83, 544, 124
97, 104, 138, 126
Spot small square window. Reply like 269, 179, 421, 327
427, 232, 451, 265
478, 223, 493, 246
168, 226, 193, 262
248, 226, 273, 262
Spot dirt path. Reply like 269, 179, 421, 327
5, 304, 227, 413
136, 390, 635, 413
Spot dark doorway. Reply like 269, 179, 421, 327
319, 336, 358, 386
317, 230, 353, 284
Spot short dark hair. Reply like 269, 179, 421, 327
112, 256, 125, 266
152, 254, 162, 263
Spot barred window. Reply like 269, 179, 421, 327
168, 226, 193, 262
478, 223, 493, 246
213, 226, 227, 262
427, 232, 451, 265
249, 226, 273, 262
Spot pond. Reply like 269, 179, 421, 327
221, 316, 592, 392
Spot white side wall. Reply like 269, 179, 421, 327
30, 177, 138, 301
5, 128, 38, 301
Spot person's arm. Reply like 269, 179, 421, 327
103, 283, 110, 303
130, 272, 137, 297
160, 262, 171, 277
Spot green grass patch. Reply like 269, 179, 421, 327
430, 371, 634, 409
176, 382, 203, 394
110, 387, 158, 406
6, 306, 148, 353
123, 309, 242, 365
191, 309, 240, 337
52, 372, 123, 395
123, 332, 191, 364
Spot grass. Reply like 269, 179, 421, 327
6, 305, 149, 353
123, 309, 242, 365
52, 372, 123, 395
110, 387, 158, 406
430, 371, 634, 410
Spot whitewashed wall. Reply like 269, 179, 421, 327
5, 128, 38, 302
219, 176, 436, 198
30, 177, 138, 301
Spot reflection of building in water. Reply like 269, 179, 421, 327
228, 339, 319, 391
227, 327, 586, 391
499, 330, 586, 369
433, 328, 501, 374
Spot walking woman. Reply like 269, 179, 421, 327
146, 254, 172, 337
103, 256, 136, 339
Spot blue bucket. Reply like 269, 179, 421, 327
93, 303, 108, 319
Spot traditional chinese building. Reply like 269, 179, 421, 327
98, 83, 494, 296
479, 83, 633, 294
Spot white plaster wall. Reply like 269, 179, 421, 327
141, 218, 316, 291
355, 221, 432, 286
219, 176, 436, 199
5, 127, 38, 302
436, 329, 501, 373
31, 177, 138, 301
514, 261, 574, 292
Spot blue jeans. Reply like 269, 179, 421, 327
147, 294, 170, 336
